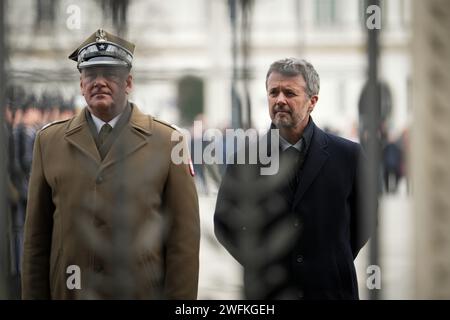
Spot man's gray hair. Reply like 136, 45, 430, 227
265, 58, 320, 97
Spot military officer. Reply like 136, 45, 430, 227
22, 29, 200, 299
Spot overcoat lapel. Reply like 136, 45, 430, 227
64, 103, 153, 171
64, 109, 101, 165
292, 125, 329, 209
100, 103, 153, 171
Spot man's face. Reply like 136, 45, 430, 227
23, 107, 42, 126
267, 72, 318, 130
80, 66, 132, 114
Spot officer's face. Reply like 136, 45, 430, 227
267, 72, 318, 130
80, 66, 132, 118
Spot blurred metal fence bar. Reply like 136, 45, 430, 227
0, 0, 16, 300
360, 0, 382, 300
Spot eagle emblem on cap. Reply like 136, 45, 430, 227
96, 29, 107, 43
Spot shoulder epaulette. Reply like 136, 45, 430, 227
40, 119, 70, 131
153, 117, 179, 131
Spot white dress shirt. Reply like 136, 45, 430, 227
90, 112, 122, 133
279, 134, 304, 152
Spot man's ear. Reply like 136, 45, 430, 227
125, 73, 133, 95
79, 74, 85, 97
308, 95, 319, 113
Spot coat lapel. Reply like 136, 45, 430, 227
100, 103, 153, 171
292, 124, 329, 209
64, 109, 101, 165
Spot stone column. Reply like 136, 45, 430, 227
412, 0, 450, 299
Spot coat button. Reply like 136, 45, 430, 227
296, 255, 304, 263
96, 176, 103, 184
94, 216, 105, 227
93, 264, 104, 273
294, 219, 300, 227
297, 290, 304, 299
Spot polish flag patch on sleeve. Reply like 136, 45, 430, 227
188, 158, 195, 177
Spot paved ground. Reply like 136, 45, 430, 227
356, 180, 413, 299
197, 189, 244, 299
197, 179, 413, 300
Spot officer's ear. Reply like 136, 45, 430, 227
79, 69, 86, 96
125, 72, 133, 95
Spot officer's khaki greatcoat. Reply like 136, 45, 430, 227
22, 103, 200, 299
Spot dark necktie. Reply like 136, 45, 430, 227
98, 123, 112, 147
282, 146, 301, 197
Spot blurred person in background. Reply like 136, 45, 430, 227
3, 86, 24, 297
3, 85, 79, 291
398, 128, 410, 193
7, 87, 26, 272
59, 97, 77, 120
189, 114, 222, 195
383, 133, 403, 193
20, 94, 42, 182
6, 93, 42, 282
